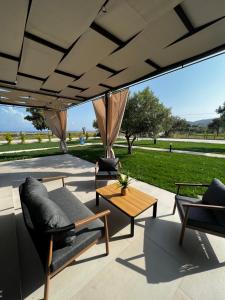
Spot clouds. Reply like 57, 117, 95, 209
0, 106, 35, 131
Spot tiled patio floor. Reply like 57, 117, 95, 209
0, 154, 224, 300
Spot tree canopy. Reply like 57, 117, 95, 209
24, 108, 49, 131
121, 87, 172, 153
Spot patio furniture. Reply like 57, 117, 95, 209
174, 178, 225, 245
96, 182, 158, 237
19, 176, 110, 300
95, 157, 121, 189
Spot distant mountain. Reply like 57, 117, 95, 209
188, 118, 213, 127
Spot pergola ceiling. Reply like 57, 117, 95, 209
0, 0, 225, 110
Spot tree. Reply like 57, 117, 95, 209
208, 118, 221, 136
24, 108, 48, 131
92, 119, 100, 136
164, 116, 189, 137
121, 87, 172, 154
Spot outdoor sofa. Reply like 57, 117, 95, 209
174, 178, 225, 245
19, 176, 110, 300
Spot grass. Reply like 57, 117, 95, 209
1, 142, 225, 196
69, 145, 225, 196
117, 139, 225, 154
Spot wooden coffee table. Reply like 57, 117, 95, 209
96, 183, 158, 237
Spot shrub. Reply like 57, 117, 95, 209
4, 133, 13, 144
85, 132, 89, 140
68, 132, 72, 142
37, 134, 42, 143
19, 132, 26, 144
48, 132, 51, 142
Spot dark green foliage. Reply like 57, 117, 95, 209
24, 108, 48, 130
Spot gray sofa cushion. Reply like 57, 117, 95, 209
20, 177, 75, 246
20, 176, 48, 204
98, 157, 119, 171
176, 195, 225, 234
202, 178, 225, 226
96, 171, 118, 180
48, 187, 104, 272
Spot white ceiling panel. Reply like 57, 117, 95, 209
100, 10, 188, 70
153, 18, 225, 67
103, 62, 154, 87
70, 67, 111, 89
126, 0, 182, 24
19, 38, 63, 78
26, 0, 105, 49
16, 75, 43, 90
0, 0, 28, 57
58, 28, 118, 76
59, 87, 81, 98
42, 73, 74, 92
0, 57, 18, 82
182, 0, 225, 28
95, 0, 147, 42
78, 85, 108, 98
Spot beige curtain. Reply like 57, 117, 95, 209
44, 110, 68, 153
93, 89, 129, 158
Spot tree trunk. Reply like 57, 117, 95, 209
125, 133, 136, 154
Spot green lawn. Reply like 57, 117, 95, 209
69, 145, 225, 196
1, 142, 225, 196
117, 139, 225, 154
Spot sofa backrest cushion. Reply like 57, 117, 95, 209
20, 177, 75, 247
98, 157, 119, 171
202, 178, 225, 226
20, 176, 48, 205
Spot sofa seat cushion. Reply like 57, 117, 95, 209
98, 158, 119, 171
96, 171, 119, 180
176, 195, 225, 234
48, 187, 104, 272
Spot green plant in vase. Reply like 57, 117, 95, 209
118, 172, 131, 196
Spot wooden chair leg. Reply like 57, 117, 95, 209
44, 273, 50, 300
44, 235, 53, 300
104, 215, 109, 255
172, 201, 176, 214
179, 223, 186, 245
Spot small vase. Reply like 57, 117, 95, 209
121, 187, 127, 196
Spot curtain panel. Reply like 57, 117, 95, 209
44, 110, 68, 153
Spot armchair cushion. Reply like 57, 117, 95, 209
202, 178, 225, 226
95, 171, 119, 180
20, 176, 48, 204
176, 195, 225, 234
98, 157, 119, 171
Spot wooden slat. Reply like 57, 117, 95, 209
96, 183, 157, 217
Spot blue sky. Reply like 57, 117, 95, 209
0, 52, 225, 131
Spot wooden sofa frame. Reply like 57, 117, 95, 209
35, 176, 110, 300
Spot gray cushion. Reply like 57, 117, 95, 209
96, 170, 119, 180
20, 176, 48, 204
176, 195, 225, 234
98, 157, 119, 171
202, 178, 225, 226
48, 187, 104, 272
20, 177, 75, 247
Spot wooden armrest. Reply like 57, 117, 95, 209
38, 176, 66, 186
74, 210, 110, 228
175, 183, 209, 187
182, 203, 225, 211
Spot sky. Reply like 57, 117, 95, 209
0, 52, 225, 132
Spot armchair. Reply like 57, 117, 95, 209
173, 179, 225, 245
95, 157, 121, 189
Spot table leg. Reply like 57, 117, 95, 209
130, 217, 134, 237
96, 192, 99, 206
153, 202, 157, 218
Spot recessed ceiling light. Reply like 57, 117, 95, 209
0, 88, 9, 93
